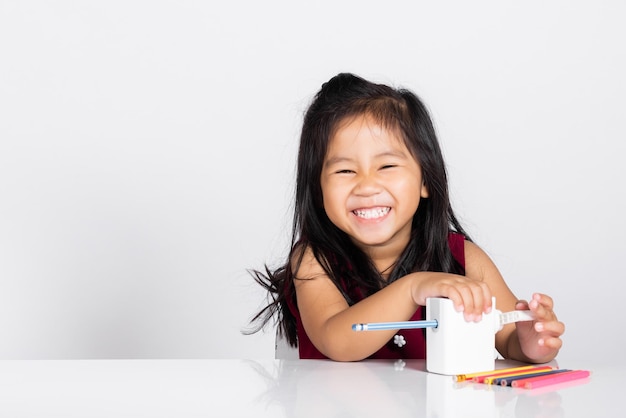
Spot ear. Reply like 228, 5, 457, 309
420, 182, 429, 198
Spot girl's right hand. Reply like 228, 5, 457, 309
409, 272, 493, 322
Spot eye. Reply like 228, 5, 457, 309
380, 164, 397, 170
335, 169, 355, 174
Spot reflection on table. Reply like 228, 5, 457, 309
0, 358, 614, 417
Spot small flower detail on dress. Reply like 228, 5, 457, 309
393, 334, 406, 348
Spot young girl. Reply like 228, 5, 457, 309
248, 73, 564, 363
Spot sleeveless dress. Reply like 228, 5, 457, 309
288, 233, 466, 359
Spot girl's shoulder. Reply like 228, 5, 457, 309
462, 238, 503, 284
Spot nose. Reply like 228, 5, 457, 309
353, 173, 382, 197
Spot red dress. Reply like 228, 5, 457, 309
288, 233, 466, 359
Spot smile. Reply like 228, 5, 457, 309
353, 207, 391, 219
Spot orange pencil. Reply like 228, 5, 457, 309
477, 366, 555, 384
453, 365, 536, 382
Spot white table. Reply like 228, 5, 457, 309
0, 358, 615, 417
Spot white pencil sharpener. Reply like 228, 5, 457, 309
426, 297, 497, 375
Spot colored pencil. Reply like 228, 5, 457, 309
512, 369, 591, 389
496, 369, 570, 386
477, 366, 554, 384
351, 320, 438, 332
453, 365, 536, 382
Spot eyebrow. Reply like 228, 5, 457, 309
324, 150, 409, 167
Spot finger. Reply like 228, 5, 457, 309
463, 283, 487, 321
532, 293, 554, 310
539, 336, 563, 350
452, 283, 476, 320
529, 297, 558, 321
535, 320, 565, 336
458, 281, 490, 322
476, 281, 492, 313
515, 299, 530, 310
434, 281, 466, 314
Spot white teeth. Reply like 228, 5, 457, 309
353, 207, 390, 219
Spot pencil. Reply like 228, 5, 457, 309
496, 369, 570, 386
477, 366, 554, 384
512, 370, 591, 389
453, 365, 536, 382
351, 320, 438, 332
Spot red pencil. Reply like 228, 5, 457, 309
512, 369, 591, 389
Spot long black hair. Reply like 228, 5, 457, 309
245, 73, 470, 347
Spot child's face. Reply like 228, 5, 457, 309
320, 114, 428, 257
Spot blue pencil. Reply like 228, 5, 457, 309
352, 320, 438, 331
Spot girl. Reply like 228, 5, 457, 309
247, 73, 564, 363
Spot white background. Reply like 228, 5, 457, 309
0, 1, 624, 364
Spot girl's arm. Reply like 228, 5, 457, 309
294, 245, 493, 361
464, 241, 564, 363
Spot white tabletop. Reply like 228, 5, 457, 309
0, 358, 615, 417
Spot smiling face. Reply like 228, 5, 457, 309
320, 113, 428, 263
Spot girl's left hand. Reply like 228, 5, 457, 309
515, 293, 565, 363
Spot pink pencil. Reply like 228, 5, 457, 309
512, 369, 591, 389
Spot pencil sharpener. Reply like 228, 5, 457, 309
426, 297, 497, 375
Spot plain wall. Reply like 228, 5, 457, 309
1, 1, 624, 364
